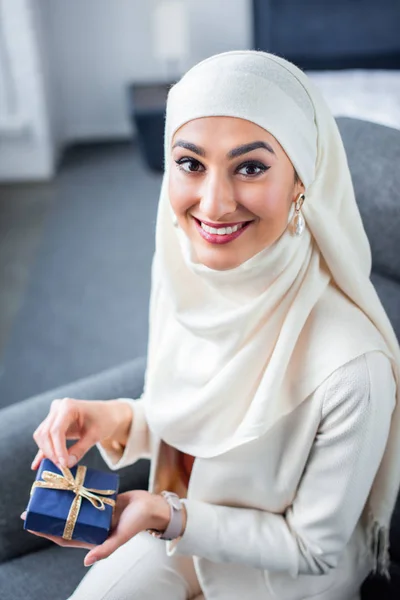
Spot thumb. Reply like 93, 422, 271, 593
67, 435, 96, 467
84, 534, 125, 566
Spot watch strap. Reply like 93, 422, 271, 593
148, 491, 184, 541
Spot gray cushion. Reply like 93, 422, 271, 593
0, 545, 88, 600
371, 271, 400, 341
337, 117, 400, 282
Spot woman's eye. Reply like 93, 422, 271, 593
237, 161, 269, 177
175, 158, 204, 173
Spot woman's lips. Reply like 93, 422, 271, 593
192, 217, 253, 245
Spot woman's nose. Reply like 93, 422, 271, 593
198, 173, 237, 220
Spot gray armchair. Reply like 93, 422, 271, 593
0, 118, 399, 599
0, 356, 149, 600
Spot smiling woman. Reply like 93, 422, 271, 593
169, 117, 304, 270
32, 50, 400, 600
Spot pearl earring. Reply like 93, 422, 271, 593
290, 193, 305, 237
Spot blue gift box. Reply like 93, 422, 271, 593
24, 458, 119, 545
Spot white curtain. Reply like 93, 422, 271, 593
0, 0, 16, 117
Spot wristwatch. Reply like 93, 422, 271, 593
147, 491, 184, 541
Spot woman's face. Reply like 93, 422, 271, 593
169, 116, 304, 270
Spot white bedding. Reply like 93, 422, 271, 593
307, 70, 400, 131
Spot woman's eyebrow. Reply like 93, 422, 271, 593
228, 141, 275, 159
172, 140, 206, 157
172, 139, 275, 158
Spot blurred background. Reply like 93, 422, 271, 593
0, 0, 399, 408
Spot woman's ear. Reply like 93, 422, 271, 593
293, 173, 305, 198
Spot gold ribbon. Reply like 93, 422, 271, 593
30, 465, 116, 541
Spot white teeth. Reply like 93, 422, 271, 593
200, 222, 244, 235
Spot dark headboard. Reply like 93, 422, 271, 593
253, 0, 400, 70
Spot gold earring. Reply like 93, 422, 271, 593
290, 193, 305, 237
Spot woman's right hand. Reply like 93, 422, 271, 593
31, 398, 132, 471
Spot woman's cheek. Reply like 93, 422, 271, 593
238, 183, 278, 220
170, 175, 198, 216
169, 180, 186, 216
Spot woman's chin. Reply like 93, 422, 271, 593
192, 246, 249, 271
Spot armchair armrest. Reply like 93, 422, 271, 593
0, 356, 149, 564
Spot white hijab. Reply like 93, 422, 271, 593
143, 51, 400, 574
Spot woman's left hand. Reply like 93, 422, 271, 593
20, 489, 177, 567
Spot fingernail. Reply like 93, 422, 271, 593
85, 556, 97, 567
68, 455, 77, 468
58, 456, 66, 467
20, 512, 26, 520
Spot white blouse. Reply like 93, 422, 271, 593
96, 350, 396, 600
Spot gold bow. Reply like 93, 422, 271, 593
30, 465, 116, 541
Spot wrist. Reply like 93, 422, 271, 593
149, 493, 172, 532
100, 400, 133, 452
148, 493, 187, 537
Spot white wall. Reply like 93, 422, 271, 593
0, 0, 55, 181
34, 0, 65, 163
189, 0, 252, 65
0, 0, 252, 181
41, 0, 252, 143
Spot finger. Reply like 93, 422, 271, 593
49, 399, 77, 467
23, 527, 96, 549
24, 530, 66, 545
21, 504, 97, 550
33, 412, 59, 467
84, 536, 121, 566
31, 448, 45, 470
67, 430, 98, 467
85, 514, 141, 566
